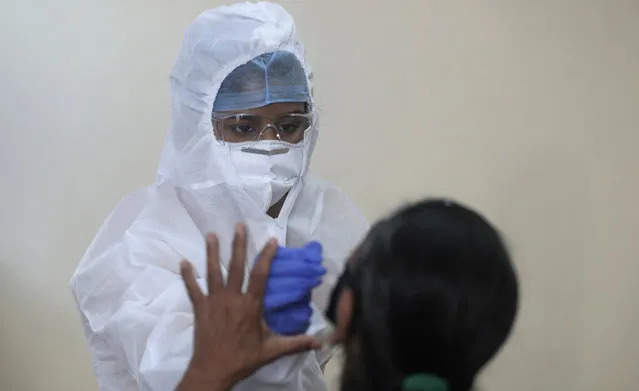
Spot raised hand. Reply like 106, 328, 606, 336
177, 225, 322, 391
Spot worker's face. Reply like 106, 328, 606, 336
212, 102, 309, 144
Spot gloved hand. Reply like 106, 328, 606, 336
263, 242, 325, 336
264, 301, 314, 336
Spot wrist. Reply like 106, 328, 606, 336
177, 362, 235, 391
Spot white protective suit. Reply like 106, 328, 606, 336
69, 2, 369, 391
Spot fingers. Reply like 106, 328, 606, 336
206, 234, 224, 294
227, 224, 248, 292
180, 260, 205, 310
263, 335, 322, 363
247, 239, 278, 299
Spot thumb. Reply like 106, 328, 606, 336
263, 335, 322, 362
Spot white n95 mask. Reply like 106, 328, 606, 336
229, 140, 304, 212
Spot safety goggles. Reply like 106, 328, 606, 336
212, 112, 313, 145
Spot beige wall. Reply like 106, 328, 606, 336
1, 1, 638, 390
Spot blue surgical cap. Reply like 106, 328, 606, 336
212, 51, 310, 113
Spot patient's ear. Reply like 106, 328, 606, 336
329, 287, 354, 345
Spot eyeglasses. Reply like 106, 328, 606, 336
212, 112, 313, 144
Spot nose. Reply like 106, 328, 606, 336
259, 124, 280, 141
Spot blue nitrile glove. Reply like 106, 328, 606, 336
264, 301, 314, 336
264, 242, 325, 309
263, 242, 325, 335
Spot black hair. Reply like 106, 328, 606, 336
341, 199, 519, 391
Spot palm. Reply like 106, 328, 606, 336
181, 227, 321, 388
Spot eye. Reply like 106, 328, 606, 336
229, 124, 258, 134
277, 116, 309, 134
280, 123, 300, 134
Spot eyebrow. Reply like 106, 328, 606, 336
286, 109, 306, 114
232, 114, 255, 120
217, 110, 307, 120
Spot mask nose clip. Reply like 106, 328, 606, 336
241, 146, 289, 155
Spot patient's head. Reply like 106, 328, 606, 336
325, 199, 519, 391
